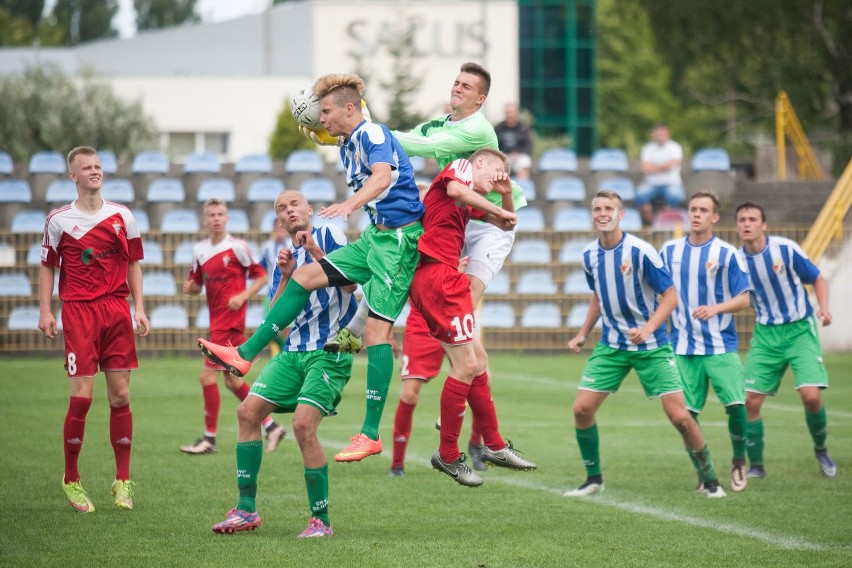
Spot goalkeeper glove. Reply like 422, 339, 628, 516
361, 99, 372, 122
299, 125, 344, 147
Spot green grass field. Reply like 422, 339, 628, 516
1, 352, 850, 567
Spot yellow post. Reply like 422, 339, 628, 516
776, 91, 787, 181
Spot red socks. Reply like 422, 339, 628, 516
233, 381, 250, 401
392, 401, 416, 468
467, 372, 504, 450
202, 383, 221, 436
439, 377, 471, 463
63, 397, 92, 484
110, 404, 133, 481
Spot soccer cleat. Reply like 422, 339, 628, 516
265, 424, 287, 453
564, 480, 604, 497
298, 517, 334, 538
435, 417, 441, 431
212, 508, 262, 534
467, 443, 487, 472
334, 433, 383, 462
389, 466, 405, 478
747, 464, 766, 479
62, 479, 95, 513
322, 328, 362, 354
110, 480, 135, 510
730, 460, 748, 492
180, 437, 218, 455
197, 338, 251, 377
430, 451, 483, 487
815, 449, 838, 479
703, 479, 727, 498
481, 441, 537, 471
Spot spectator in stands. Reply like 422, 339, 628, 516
636, 123, 685, 226
258, 218, 292, 355
180, 198, 286, 455
494, 102, 534, 180
39, 145, 150, 513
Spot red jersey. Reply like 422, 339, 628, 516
42, 201, 144, 302
417, 159, 486, 266
187, 235, 265, 333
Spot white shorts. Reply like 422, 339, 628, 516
462, 220, 517, 288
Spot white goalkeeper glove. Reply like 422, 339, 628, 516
298, 125, 344, 147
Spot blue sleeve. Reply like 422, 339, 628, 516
791, 248, 820, 285
359, 124, 396, 169
727, 253, 750, 296
642, 251, 673, 295
583, 250, 595, 291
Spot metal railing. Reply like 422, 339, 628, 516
801, 158, 852, 262
775, 90, 826, 181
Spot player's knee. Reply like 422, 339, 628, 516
668, 411, 693, 435
291, 416, 317, 443
801, 395, 822, 414
236, 401, 263, 429
109, 392, 130, 407
572, 400, 595, 422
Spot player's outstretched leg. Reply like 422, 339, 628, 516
197, 339, 251, 378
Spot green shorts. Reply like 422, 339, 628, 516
579, 343, 683, 399
249, 350, 353, 416
744, 317, 828, 395
324, 222, 423, 321
676, 352, 745, 413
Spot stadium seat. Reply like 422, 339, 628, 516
516, 206, 545, 232
160, 209, 200, 233
149, 304, 189, 329
0, 151, 13, 175
196, 178, 235, 202
559, 238, 588, 263
259, 210, 278, 233
480, 302, 515, 328
184, 152, 221, 174
140, 240, 163, 265
538, 148, 578, 172
653, 207, 689, 230
284, 150, 324, 174
567, 302, 593, 328
510, 239, 551, 264
312, 214, 347, 232
598, 176, 636, 202
552, 207, 593, 231
25, 243, 42, 265
0, 242, 16, 266
521, 302, 561, 328
97, 150, 118, 174
355, 212, 372, 232
131, 209, 150, 233
143, 271, 178, 296
45, 179, 77, 203
516, 269, 557, 295
101, 179, 135, 203
590, 148, 629, 172
132, 150, 169, 174
515, 178, 536, 201
235, 153, 273, 174
7, 305, 40, 330
394, 302, 411, 328
0, 179, 32, 202
247, 178, 284, 202
147, 178, 185, 202
246, 304, 266, 328
173, 241, 196, 265
195, 305, 210, 329
0, 272, 32, 296
300, 177, 337, 202
409, 155, 426, 173
564, 270, 592, 295
28, 151, 65, 174
691, 147, 731, 172
484, 271, 510, 295
545, 176, 585, 202
621, 207, 642, 231
226, 208, 250, 233
11, 210, 46, 233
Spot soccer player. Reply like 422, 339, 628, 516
39, 145, 150, 512
180, 198, 286, 455
211, 190, 357, 538
660, 191, 751, 492
734, 202, 837, 479
564, 190, 726, 498
199, 73, 424, 464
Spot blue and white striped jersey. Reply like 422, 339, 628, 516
340, 121, 424, 228
739, 235, 820, 325
583, 233, 674, 351
660, 236, 750, 355
270, 224, 358, 352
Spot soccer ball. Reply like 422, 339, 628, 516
290, 85, 322, 129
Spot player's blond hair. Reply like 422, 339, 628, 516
593, 190, 624, 209
690, 190, 720, 214
67, 146, 97, 170
313, 74, 365, 108
469, 148, 510, 173
203, 197, 228, 212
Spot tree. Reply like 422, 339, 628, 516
135, 0, 199, 32
0, 65, 157, 162
49, 0, 118, 45
0, 0, 63, 46
268, 97, 315, 160
378, 20, 426, 131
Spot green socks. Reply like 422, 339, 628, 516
747, 418, 764, 465
304, 463, 330, 525
360, 344, 393, 440
238, 280, 311, 360
806, 406, 828, 450
236, 440, 263, 513
687, 445, 718, 483
727, 404, 747, 461
576, 423, 601, 477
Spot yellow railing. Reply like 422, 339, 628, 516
776, 90, 826, 181
801, 158, 852, 262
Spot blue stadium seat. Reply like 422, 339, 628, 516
521, 302, 561, 328
132, 151, 169, 174
552, 207, 593, 231
598, 176, 636, 202
11, 210, 46, 233
538, 148, 578, 172
226, 209, 250, 233
545, 176, 585, 202
515, 178, 536, 201
247, 178, 284, 202
260, 210, 278, 233
160, 209, 200, 233
25, 243, 42, 265
621, 207, 642, 231
300, 177, 337, 202
0, 272, 32, 296
195, 305, 210, 329
484, 271, 510, 295
355, 212, 371, 232
101, 178, 135, 203
510, 239, 551, 264
45, 179, 77, 203
173, 241, 195, 265
97, 150, 118, 174
313, 214, 347, 232
246, 304, 266, 328
516, 269, 557, 295
691, 148, 731, 172
564, 270, 592, 295
567, 302, 594, 328
235, 153, 273, 174
559, 238, 588, 263
184, 152, 221, 174
143, 271, 178, 296
149, 304, 189, 329
285, 150, 324, 174
516, 206, 545, 232
0, 179, 32, 202
0, 151, 13, 175
196, 178, 235, 202
147, 178, 185, 202
131, 209, 150, 233
7, 305, 40, 330
480, 302, 515, 328
28, 151, 65, 174
590, 148, 629, 172
409, 155, 426, 173
0, 242, 16, 266
140, 240, 163, 265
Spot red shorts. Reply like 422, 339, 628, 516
408, 262, 475, 346
62, 296, 138, 378
401, 304, 444, 381
205, 328, 247, 371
